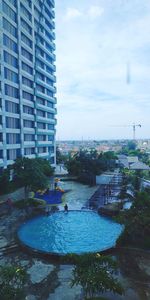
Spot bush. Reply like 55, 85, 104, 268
0, 265, 27, 300
70, 254, 124, 299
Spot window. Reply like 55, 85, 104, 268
48, 135, 54, 141
45, 6, 53, 19
37, 48, 44, 57
50, 156, 54, 164
47, 89, 53, 97
2, 2, 16, 22
37, 122, 46, 129
34, 7, 40, 19
22, 77, 33, 88
3, 18, 17, 37
0, 133, 3, 143
46, 54, 53, 64
20, 4, 32, 21
7, 149, 20, 160
22, 91, 33, 101
24, 148, 35, 155
37, 72, 45, 81
22, 62, 33, 75
46, 0, 54, 9
45, 18, 53, 29
0, 150, 3, 159
6, 117, 20, 128
3, 34, 17, 52
46, 65, 53, 74
46, 42, 52, 53
5, 100, 19, 113
21, 18, 32, 35
23, 120, 34, 128
37, 97, 45, 105
21, 47, 33, 62
48, 146, 54, 153
48, 124, 54, 130
23, 105, 33, 114
4, 51, 18, 68
47, 101, 53, 108
46, 77, 53, 85
45, 29, 53, 41
37, 84, 45, 93
36, 59, 44, 69
47, 112, 54, 119
7, 0, 16, 6
23, 0, 31, 8
5, 84, 19, 98
21, 33, 32, 48
24, 134, 34, 141
38, 147, 47, 153
37, 109, 45, 117
4, 67, 18, 83
6, 133, 20, 144
37, 135, 46, 141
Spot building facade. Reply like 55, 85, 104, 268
0, 0, 56, 169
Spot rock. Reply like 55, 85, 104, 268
0, 257, 9, 266
25, 295, 37, 300
0, 226, 6, 233
47, 265, 82, 300
0, 237, 9, 248
20, 260, 29, 267
27, 261, 55, 284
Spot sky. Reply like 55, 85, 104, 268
55, 0, 150, 140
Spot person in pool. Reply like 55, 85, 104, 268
64, 204, 68, 212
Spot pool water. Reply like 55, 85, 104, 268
18, 211, 123, 255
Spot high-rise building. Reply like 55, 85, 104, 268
0, 0, 56, 170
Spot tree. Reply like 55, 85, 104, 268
34, 158, 54, 177
71, 254, 124, 299
13, 157, 52, 198
56, 146, 67, 165
0, 169, 10, 195
65, 150, 117, 184
0, 265, 26, 300
116, 191, 150, 248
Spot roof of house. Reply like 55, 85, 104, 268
130, 161, 150, 170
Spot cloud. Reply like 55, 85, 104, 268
88, 6, 104, 19
64, 8, 82, 20
55, 0, 150, 139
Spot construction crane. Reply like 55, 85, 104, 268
111, 123, 141, 140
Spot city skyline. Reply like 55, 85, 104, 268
56, 0, 150, 140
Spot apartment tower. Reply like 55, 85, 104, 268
0, 0, 56, 170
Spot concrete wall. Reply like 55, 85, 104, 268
0, 187, 25, 203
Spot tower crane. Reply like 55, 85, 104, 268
112, 123, 141, 140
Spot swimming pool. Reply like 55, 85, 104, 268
18, 211, 123, 255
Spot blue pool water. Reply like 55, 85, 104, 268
18, 211, 123, 255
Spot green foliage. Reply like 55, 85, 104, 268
56, 146, 67, 164
116, 191, 150, 248
13, 157, 53, 194
34, 158, 54, 177
0, 169, 10, 195
0, 265, 27, 300
65, 150, 116, 184
71, 254, 124, 299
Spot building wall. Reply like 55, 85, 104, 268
0, 0, 56, 169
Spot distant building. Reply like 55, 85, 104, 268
0, 0, 57, 170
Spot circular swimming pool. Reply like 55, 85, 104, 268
18, 211, 123, 255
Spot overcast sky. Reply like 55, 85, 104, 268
55, 0, 150, 140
